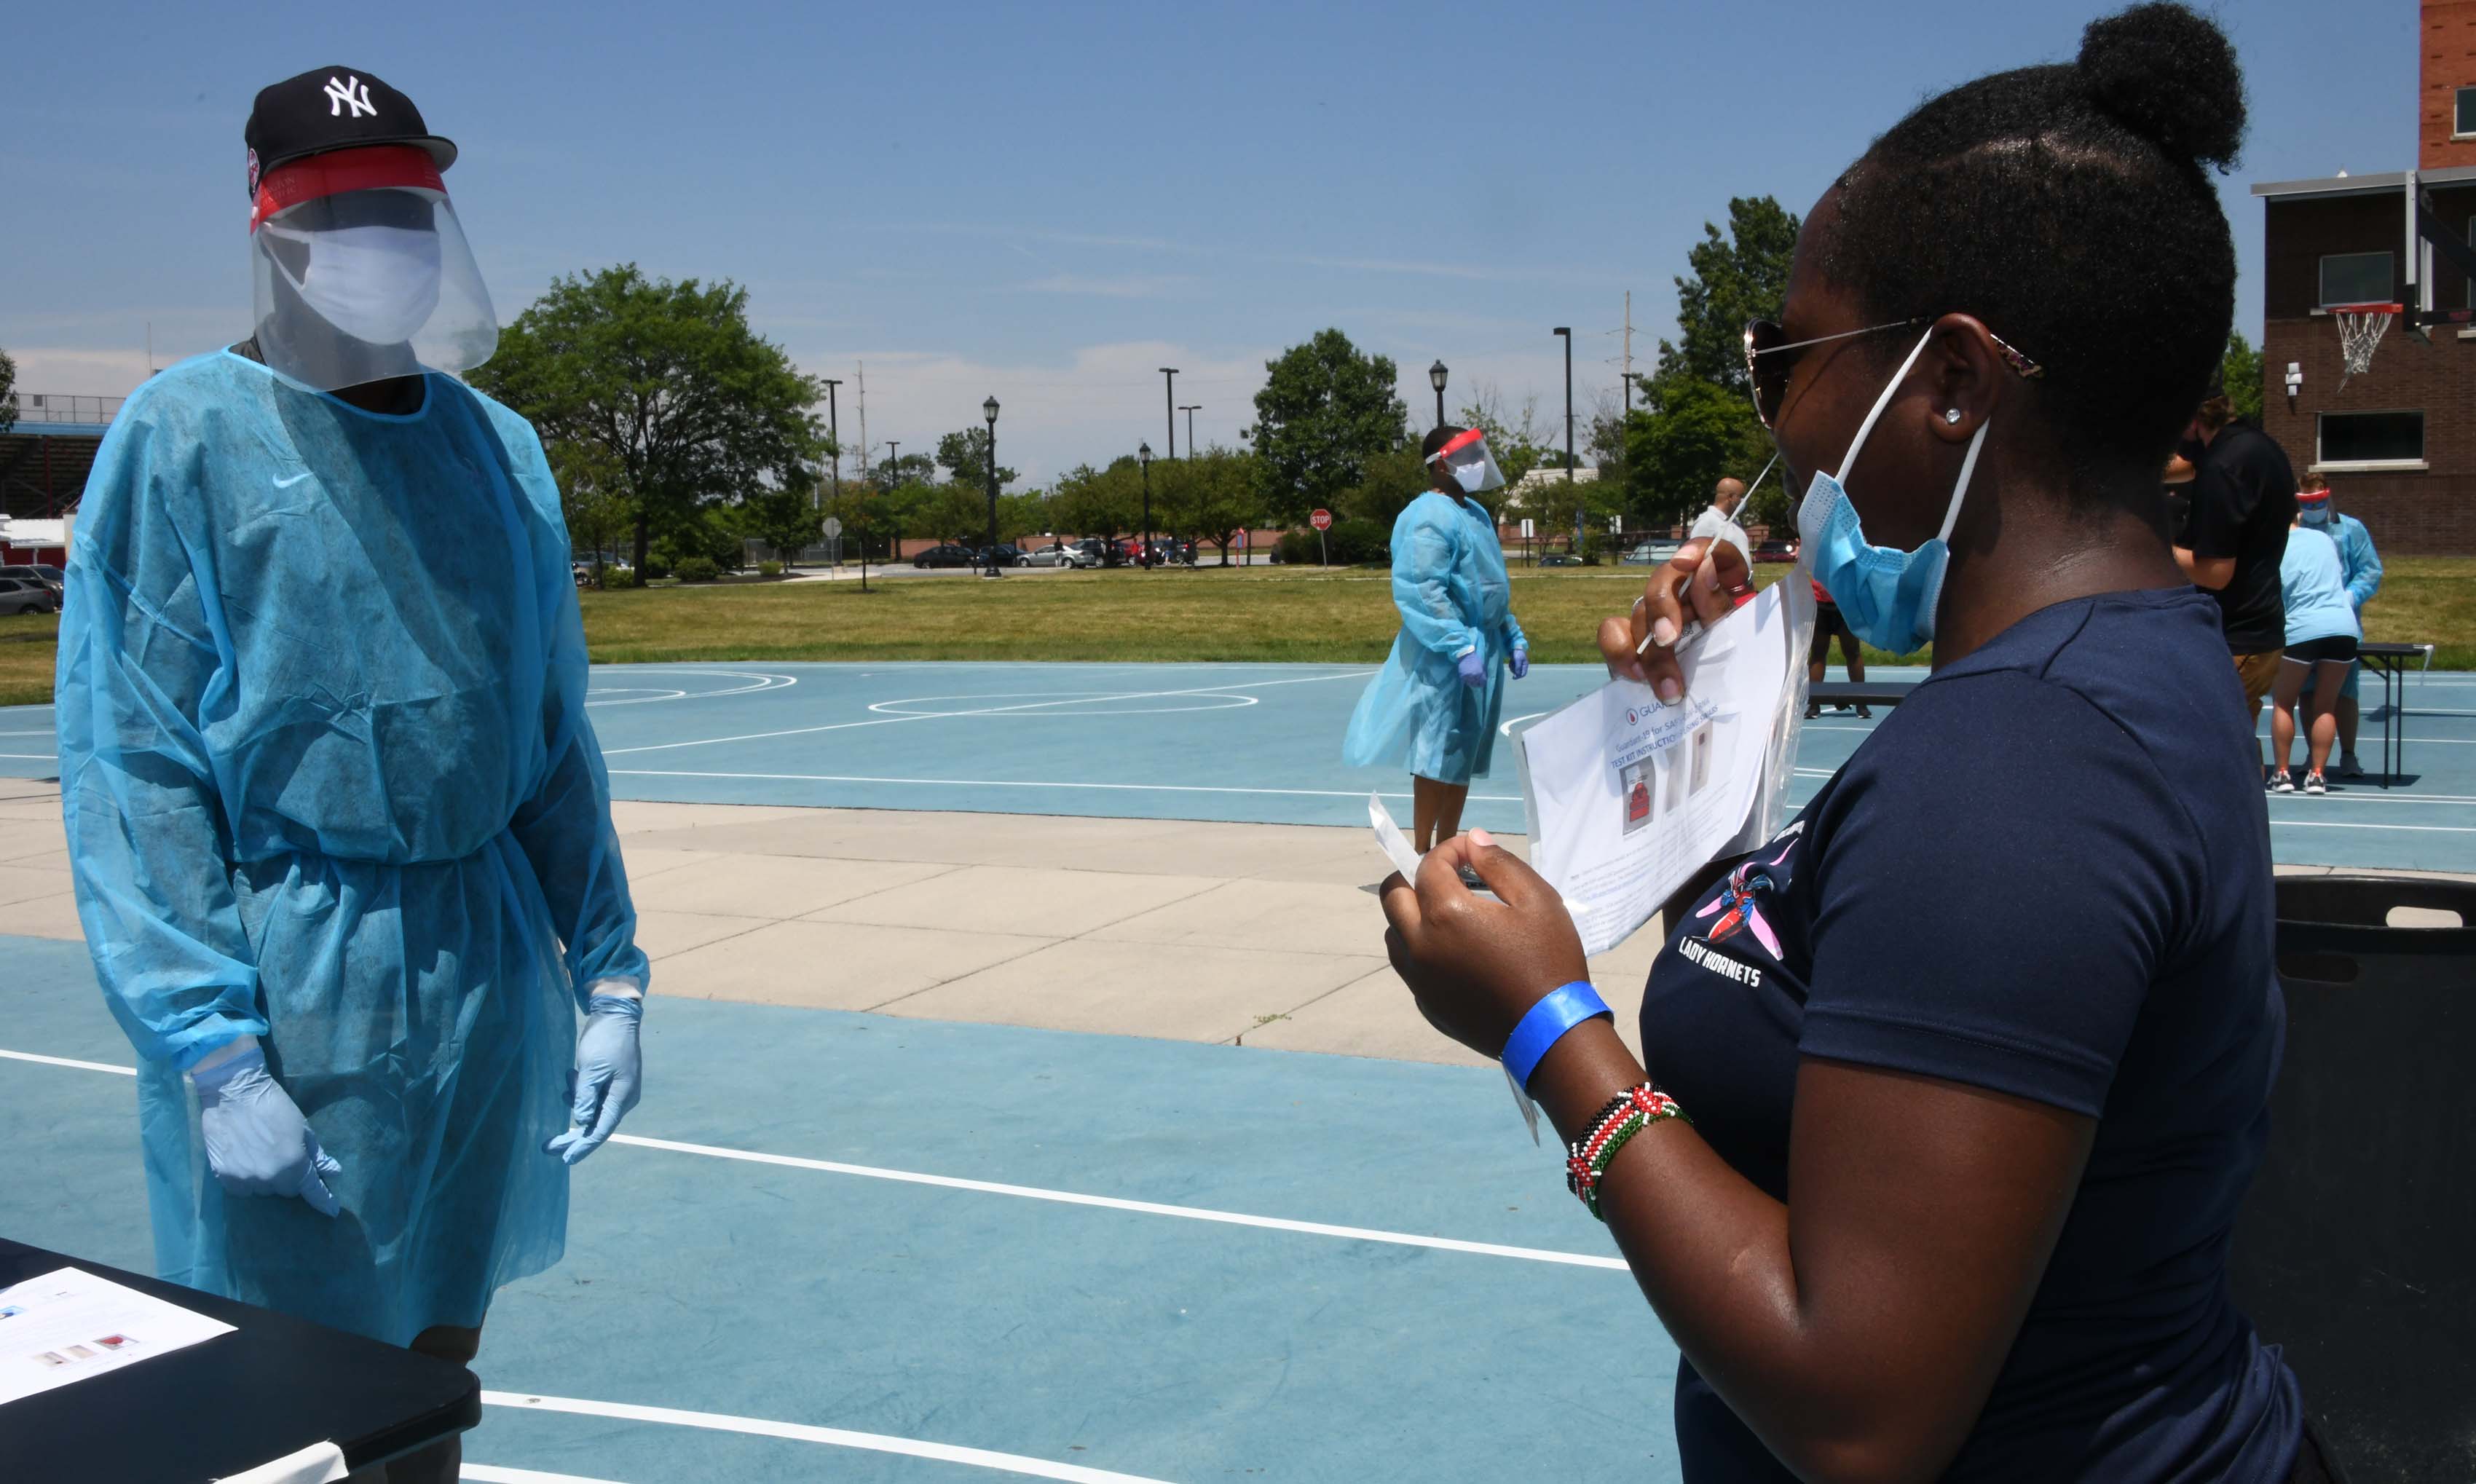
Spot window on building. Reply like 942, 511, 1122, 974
2319, 251, 2395, 307
2458, 85, 2476, 137
2317, 410, 2424, 466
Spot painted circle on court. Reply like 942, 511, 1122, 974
586, 668, 799, 706
869, 690, 1261, 718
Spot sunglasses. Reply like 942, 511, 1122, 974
1740, 316, 2044, 430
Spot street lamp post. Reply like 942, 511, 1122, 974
1553, 326, 1576, 552
1430, 359, 1448, 428
1138, 441, 1154, 569
820, 379, 843, 503
1180, 403, 1200, 456
1159, 368, 1179, 459
982, 396, 1003, 578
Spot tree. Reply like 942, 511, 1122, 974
0, 346, 15, 435
2220, 329, 2265, 425
545, 439, 632, 580
1154, 446, 1266, 564
1051, 458, 1143, 544
1250, 329, 1409, 526
935, 425, 1017, 492
1455, 383, 1559, 490
741, 478, 824, 565
1336, 441, 1430, 529
468, 264, 823, 572
1655, 197, 1802, 390
1624, 373, 1772, 530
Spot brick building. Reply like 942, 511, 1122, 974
2249, 0, 2476, 553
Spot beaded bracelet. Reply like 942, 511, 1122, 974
1565, 1084, 1688, 1221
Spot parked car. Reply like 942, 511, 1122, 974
0, 577, 56, 615
1622, 541, 1683, 566
1537, 552, 1584, 568
1017, 542, 1076, 568
975, 544, 1025, 567
1753, 539, 1799, 564
912, 544, 979, 569
1065, 540, 1110, 568
0, 564, 63, 598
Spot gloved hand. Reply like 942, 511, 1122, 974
1457, 650, 1487, 689
1509, 645, 1529, 680
545, 987, 643, 1165
192, 1038, 342, 1217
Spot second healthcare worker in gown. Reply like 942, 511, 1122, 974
1344, 425, 1528, 850
55, 66, 645, 1484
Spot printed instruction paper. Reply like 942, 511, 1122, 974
1515, 579, 1807, 956
0, 1266, 235, 1407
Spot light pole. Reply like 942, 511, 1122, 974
1159, 368, 1179, 459
982, 395, 1003, 578
1138, 441, 1154, 569
1430, 359, 1448, 428
1554, 326, 1577, 552
820, 378, 843, 503
1180, 403, 1200, 456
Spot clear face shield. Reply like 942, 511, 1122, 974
1428, 427, 1507, 495
249, 145, 497, 392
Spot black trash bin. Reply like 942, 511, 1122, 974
2230, 875, 2476, 1483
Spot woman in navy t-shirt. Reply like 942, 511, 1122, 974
1379, 5, 2328, 1480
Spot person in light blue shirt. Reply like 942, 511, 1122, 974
2298, 475, 2384, 776
2267, 513, 2362, 794
54, 68, 644, 1484
1343, 425, 1529, 849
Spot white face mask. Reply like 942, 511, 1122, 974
261, 222, 443, 346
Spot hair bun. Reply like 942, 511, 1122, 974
2078, 1, 2245, 170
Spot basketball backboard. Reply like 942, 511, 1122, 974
2402, 167, 2476, 339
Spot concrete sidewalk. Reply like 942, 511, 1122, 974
7, 776, 2462, 1065
0, 778, 1653, 1066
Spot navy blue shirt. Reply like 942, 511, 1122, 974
1643, 588, 2302, 1482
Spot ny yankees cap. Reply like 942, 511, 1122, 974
243, 66, 457, 198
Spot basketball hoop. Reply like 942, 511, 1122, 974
2332, 303, 2401, 389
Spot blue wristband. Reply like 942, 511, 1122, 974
1500, 982, 1612, 1092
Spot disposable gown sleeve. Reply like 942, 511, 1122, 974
1392, 502, 1476, 658
1502, 609, 1529, 654
56, 409, 267, 1070
502, 429, 649, 1003
2341, 521, 2383, 610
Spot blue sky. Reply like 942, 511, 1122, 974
0, 0, 2418, 486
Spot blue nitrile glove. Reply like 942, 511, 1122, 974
1457, 650, 1486, 688
192, 1038, 342, 1217
1509, 645, 1529, 680
545, 987, 644, 1165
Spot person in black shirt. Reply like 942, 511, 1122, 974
2173, 388, 2295, 746
1377, 4, 2333, 1480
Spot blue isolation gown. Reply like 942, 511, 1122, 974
1342, 492, 1527, 785
55, 350, 647, 1346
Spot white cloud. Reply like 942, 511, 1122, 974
1017, 274, 1198, 299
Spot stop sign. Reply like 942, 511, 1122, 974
1309, 509, 1333, 531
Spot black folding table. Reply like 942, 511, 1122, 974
0, 1237, 479, 1482
1807, 679, 1917, 713
2356, 641, 2435, 787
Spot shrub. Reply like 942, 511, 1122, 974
675, 556, 721, 583
757, 560, 784, 578
600, 567, 641, 590
1274, 518, 1389, 567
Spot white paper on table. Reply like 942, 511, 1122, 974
1514, 577, 1811, 957
215, 1441, 351, 1483
1368, 793, 1542, 1144
0, 1265, 237, 1408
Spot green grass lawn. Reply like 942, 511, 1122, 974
3, 558, 2468, 709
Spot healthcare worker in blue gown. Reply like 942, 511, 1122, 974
1344, 425, 1529, 850
55, 67, 644, 1482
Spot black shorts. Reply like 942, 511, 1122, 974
1811, 603, 1853, 649
2284, 635, 2359, 666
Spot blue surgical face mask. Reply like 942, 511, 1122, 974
1793, 328, 1987, 653
2298, 503, 2331, 528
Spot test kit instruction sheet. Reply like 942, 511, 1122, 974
1515, 580, 1807, 955
0, 1266, 234, 1407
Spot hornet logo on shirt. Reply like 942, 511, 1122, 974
325, 76, 377, 118
1695, 859, 1782, 960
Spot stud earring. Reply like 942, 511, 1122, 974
1943, 409, 1963, 425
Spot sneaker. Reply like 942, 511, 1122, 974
2335, 753, 2365, 780
1856, 705, 1874, 719
2268, 770, 2295, 794
2304, 772, 2327, 796
1804, 703, 1821, 720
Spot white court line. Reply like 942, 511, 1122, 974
0, 730, 55, 738
0, 754, 56, 761
601, 670, 1372, 757
481, 1393, 1172, 1484
0, 1049, 1629, 1273
610, 768, 1523, 805
587, 668, 797, 708
2267, 818, 2476, 834
609, 1133, 1628, 1271
462, 1467, 631, 1484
